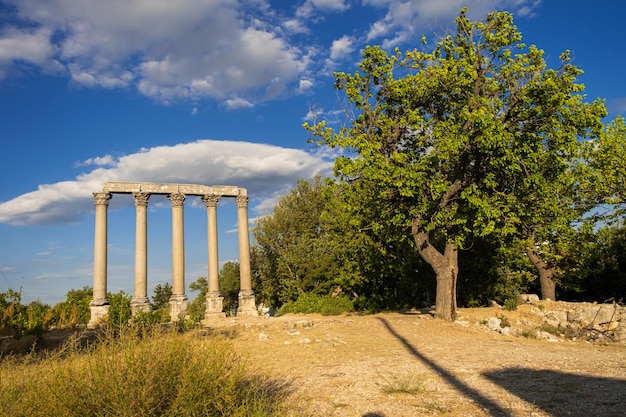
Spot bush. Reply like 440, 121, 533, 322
277, 293, 353, 316
0, 326, 291, 416
106, 291, 132, 328
503, 297, 518, 311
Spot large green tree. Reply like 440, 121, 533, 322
306, 9, 605, 320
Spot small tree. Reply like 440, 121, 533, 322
151, 283, 173, 311
53, 286, 93, 326
188, 277, 208, 321
219, 262, 240, 314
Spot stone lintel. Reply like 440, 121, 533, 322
103, 182, 245, 197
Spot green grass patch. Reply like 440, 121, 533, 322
379, 374, 425, 395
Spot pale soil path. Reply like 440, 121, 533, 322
222, 308, 626, 417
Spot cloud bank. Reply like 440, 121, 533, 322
0, 0, 541, 104
0, 140, 334, 226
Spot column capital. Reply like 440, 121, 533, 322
93, 192, 112, 206
201, 194, 220, 208
235, 194, 249, 208
168, 192, 185, 206
132, 191, 150, 207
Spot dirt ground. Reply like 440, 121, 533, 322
217, 306, 626, 417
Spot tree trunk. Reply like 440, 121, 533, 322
412, 218, 458, 321
526, 247, 557, 301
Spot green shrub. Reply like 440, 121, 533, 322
503, 297, 518, 311
131, 308, 170, 326
106, 291, 132, 328
277, 293, 353, 316
0, 327, 290, 416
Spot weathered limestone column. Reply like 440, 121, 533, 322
202, 194, 225, 320
131, 192, 150, 314
168, 192, 188, 321
88, 192, 112, 328
236, 194, 256, 316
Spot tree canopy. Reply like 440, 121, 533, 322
305, 8, 606, 320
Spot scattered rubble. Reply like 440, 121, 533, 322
477, 296, 625, 343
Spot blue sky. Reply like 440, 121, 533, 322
1, 0, 625, 305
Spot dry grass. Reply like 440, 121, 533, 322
0, 326, 292, 417
223, 309, 626, 416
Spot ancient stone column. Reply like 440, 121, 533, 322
202, 194, 225, 319
88, 191, 112, 328
168, 192, 188, 321
236, 194, 256, 316
131, 192, 150, 314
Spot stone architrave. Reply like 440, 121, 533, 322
202, 194, 225, 320
88, 192, 112, 328
236, 194, 256, 316
168, 192, 188, 321
130, 192, 150, 314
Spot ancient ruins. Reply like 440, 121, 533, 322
88, 182, 256, 328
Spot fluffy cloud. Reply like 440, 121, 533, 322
329, 35, 355, 61
1, 0, 306, 104
0, 26, 56, 78
0, 0, 543, 103
0, 140, 334, 226
365, 0, 541, 48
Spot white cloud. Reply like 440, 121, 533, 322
297, 78, 314, 93
365, 0, 541, 48
0, 0, 308, 103
296, 0, 350, 19
0, 26, 56, 78
77, 155, 117, 167
329, 35, 355, 61
224, 97, 255, 109
0, 140, 334, 226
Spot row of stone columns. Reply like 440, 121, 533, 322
88, 190, 255, 327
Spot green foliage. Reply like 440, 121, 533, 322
277, 293, 354, 316
188, 277, 208, 322
219, 262, 241, 314
107, 291, 132, 328
581, 116, 626, 220
51, 286, 92, 326
253, 176, 343, 307
575, 224, 626, 302
151, 283, 172, 310
305, 9, 607, 317
0, 327, 290, 416
503, 298, 518, 312
1, 289, 55, 338
131, 308, 170, 326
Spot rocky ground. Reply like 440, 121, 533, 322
219, 303, 626, 417
3, 302, 625, 416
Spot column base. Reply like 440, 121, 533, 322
87, 302, 110, 329
236, 290, 257, 317
169, 294, 189, 322
203, 293, 226, 321
130, 298, 150, 315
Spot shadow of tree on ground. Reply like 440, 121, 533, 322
377, 317, 512, 417
483, 368, 626, 417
